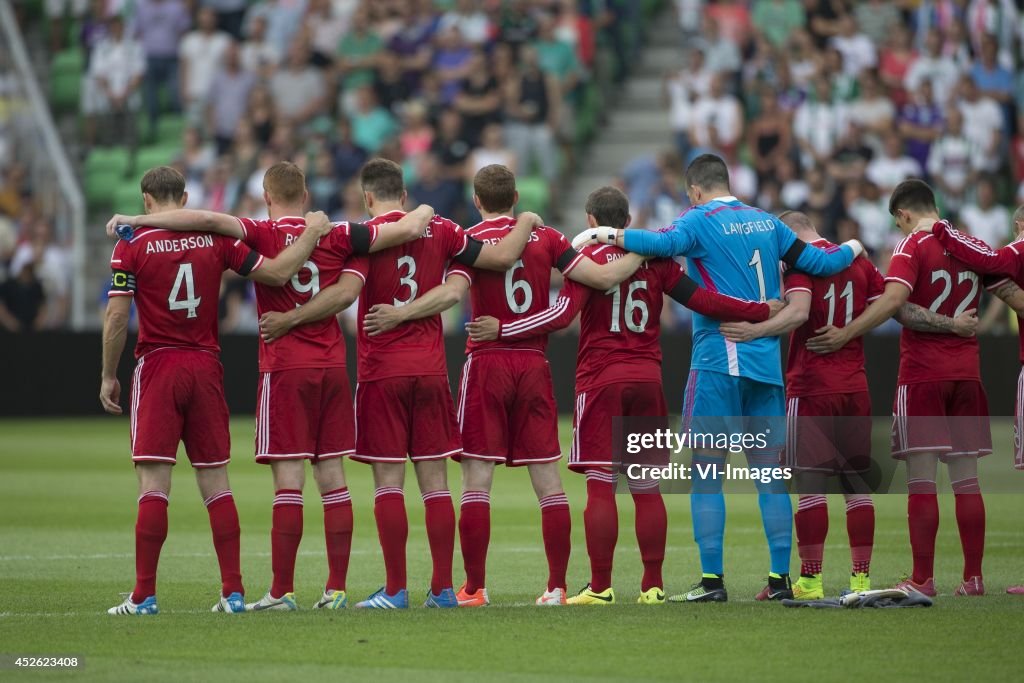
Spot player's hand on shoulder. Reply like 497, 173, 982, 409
571, 226, 617, 250
259, 311, 293, 343
805, 325, 847, 354
518, 211, 543, 228
364, 303, 404, 337
466, 316, 499, 342
304, 211, 333, 238
767, 299, 786, 318
105, 214, 137, 238
719, 321, 757, 343
99, 378, 122, 415
953, 308, 979, 337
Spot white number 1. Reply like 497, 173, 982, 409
748, 249, 767, 302
168, 262, 201, 319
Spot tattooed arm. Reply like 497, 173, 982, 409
990, 279, 1024, 317
895, 302, 978, 337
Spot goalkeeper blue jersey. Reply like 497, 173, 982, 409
622, 196, 854, 386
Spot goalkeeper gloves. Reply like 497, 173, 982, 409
841, 239, 865, 259
571, 226, 619, 250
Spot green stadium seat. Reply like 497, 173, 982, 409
85, 147, 131, 178
84, 169, 123, 210
156, 115, 187, 144
516, 175, 549, 215
134, 144, 181, 173
112, 182, 144, 215
49, 48, 84, 112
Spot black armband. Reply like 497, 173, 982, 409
236, 250, 261, 277
350, 222, 373, 254
556, 247, 580, 272
781, 240, 807, 268
667, 275, 699, 305
454, 236, 485, 266
109, 269, 137, 294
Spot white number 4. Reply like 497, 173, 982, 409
168, 262, 201, 319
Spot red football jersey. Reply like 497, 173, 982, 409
886, 230, 982, 384
348, 209, 471, 382
931, 221, 1024, 363
237, 215, 371, 372
447, 215, 584, 354
108, 227, 262, 358
784, 240, 885, 397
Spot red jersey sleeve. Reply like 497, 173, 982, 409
235, 216, 275, 253
885, 236, 920, 291
108, 240, 135, 298
342, 253, 369, 283
218, 235, 264, 276
549, 229, 585, 274
865, 260, 886, 301
665, 260, 770, 322
783, 269, 813, 297
933, 219, 1024, 280
500, 279, 589, 340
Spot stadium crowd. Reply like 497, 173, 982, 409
6, 0, 1024, 333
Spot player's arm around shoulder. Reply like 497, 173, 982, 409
249, 211, 333, 285
807, 279, 910, 354
258, 269, 365, 344
365, 204, 435, 253
467, 211, 542, 270
364, 271, 471, 337
566, 249, 645, 290
719, 289, 809, 343
106, 209, 244, 240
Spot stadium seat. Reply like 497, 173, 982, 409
84, 169, 124, 210
112, 182, 144, 215
49, 48, 83, 112
134, 144, 182, 173
516, 176, 549, 215
85, 146, 131, 178
156, 115, 187, 144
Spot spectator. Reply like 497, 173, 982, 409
904, 29, 960, 107
504, 44, 561, 189
45, 0, 89, 52
690, 74, 742, 157
0, 258, 45, 332
959, 175, 1011, 246
877, 24, 916, 105
898, 80, 943, 174
786, 30, 819, 88
845, 180, 892, 254
705, 0, 752, 48
752, 0, 805, 49
801, 165, 843, 238
230, 120, 261, 184
965, 0, 1018, 66
132, 0, 191, 140
397, 100, 434, 159
179, 126, 216, 185
78, 0, 111, 148
927, 107, 976, 215
179, 7, 231, 121
373, 51, 412, 114
829, 14, 877, 76
246, 84, 276, 145
239, 14, 281, 75
243, 0, 307, 55
196, 156, 241, 213
696, 16, 741, 76
9, 218, 70, 329
336, 9, 384, 114
331, 117, 368, 185
454, 49, 502, 148
431, 109, 472, 181
533, 12, 582, 94
866, 133, 923, 193
408, 153, 462, 220
826, 124, 874, 185
853, 0, 901, 47
805, 0, 845, 49
270, 42, 326, 125
794, 77, 848, 169
440, 0, 491, 46
847, 72, 895, 146
203, 0, 248, 39
747, 87, 792, 181
307, 149, 341, 215
349, 85, 397, 154
724, 147, 758, 205
777, 156, 809, 209
970, 34, 1013, 130
620, 150, 683, 229
303, 0, 347, 67
89, 15, 145, 149
956, 75, 1003, 172
466, 123, 517, 177
205, 41, 255, 154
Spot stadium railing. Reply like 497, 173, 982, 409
1, 0, 87, 329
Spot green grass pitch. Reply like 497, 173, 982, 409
1, 417, 1021, 682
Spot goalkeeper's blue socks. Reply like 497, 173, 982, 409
757, 490, 793, 576
691, 456, 726, 575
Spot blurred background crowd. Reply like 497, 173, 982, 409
1, 0, 1023, 335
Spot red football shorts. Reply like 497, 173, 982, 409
254, 366, 355, 463
891, 380, 992, 461
1015, 367, 1024, 469
784, 392, 872, 473
352, 375, 461, 463
569, 381, 668, 473
454, 351, 560, 467
129, 348, 230, 468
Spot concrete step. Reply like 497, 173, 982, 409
642, 46, 686, 72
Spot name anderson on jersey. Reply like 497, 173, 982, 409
144, 234, 215, 254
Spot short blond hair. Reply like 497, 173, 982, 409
263, 161, 306, 204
